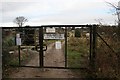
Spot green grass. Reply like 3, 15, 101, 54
67, 37, 89, 68
67, 50, 82, 67
8, 58, 19, 66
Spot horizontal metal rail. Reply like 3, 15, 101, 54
9, 65, 88, 70
2, 25, 98, 29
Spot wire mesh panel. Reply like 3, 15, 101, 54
2, 28, 19, 66
19, 28, 40, 67
43, 27, 65, 67
96, 26, 120, 78
2, 27, 40, 67
67, 27, 90, 68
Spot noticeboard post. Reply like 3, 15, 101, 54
16, 33, 21, 66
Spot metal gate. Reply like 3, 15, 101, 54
2, 25, 98, 69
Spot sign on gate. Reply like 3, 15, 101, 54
16, 33, 21, 45
16, 38, 21, 45
16, 33, 20, 38
46, 27, 55, 33
44, 34, 64, 39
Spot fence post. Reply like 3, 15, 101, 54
90, 25, 97, 79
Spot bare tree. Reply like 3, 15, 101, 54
106, 1, 120, 40
95, 18, 104, 25
106, 1, 120, 25
13, 16, 28, 27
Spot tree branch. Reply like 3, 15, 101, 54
105, 1, 117, 9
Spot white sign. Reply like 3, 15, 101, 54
44, 34, 64, 39
55, 41, 61, 49
46, 27, 55, 33
16, 33, 20, 38
16, 38, 21, 45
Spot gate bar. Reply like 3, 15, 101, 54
93, 26, 96, 70
91, 25, 97, 78
18, 45, 21, 66
65, 27, 67, 68
9, 65, 88, 70
39, 27, 44, 67
89, 27, 92, 65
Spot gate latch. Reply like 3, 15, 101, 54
43, 45, 47, 51
36, 45, 47, 51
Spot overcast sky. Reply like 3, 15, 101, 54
0, 0, 119, 27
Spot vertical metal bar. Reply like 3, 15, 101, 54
65, 27, 67, 68
1, 28, 3, 80
18, 45, 21, 66
91, 25, 97, 78
92, 26, 96, 69
89, 26, 92, 65
39, 27, 43, 68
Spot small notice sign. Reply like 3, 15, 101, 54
46, 27, 55, 33
55, 41, 61, 49
16, 38, 21, 45
44, 34, 64, 39
16, 33, 20, 38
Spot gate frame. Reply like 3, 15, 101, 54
2, 25, 98, 70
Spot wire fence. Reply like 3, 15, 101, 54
2, 26, 120, 79
95, 26, 120, 78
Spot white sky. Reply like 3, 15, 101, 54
0, 0, 119, 27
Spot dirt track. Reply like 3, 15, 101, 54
44, 42, 65, 67
8, 42, 88, 78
